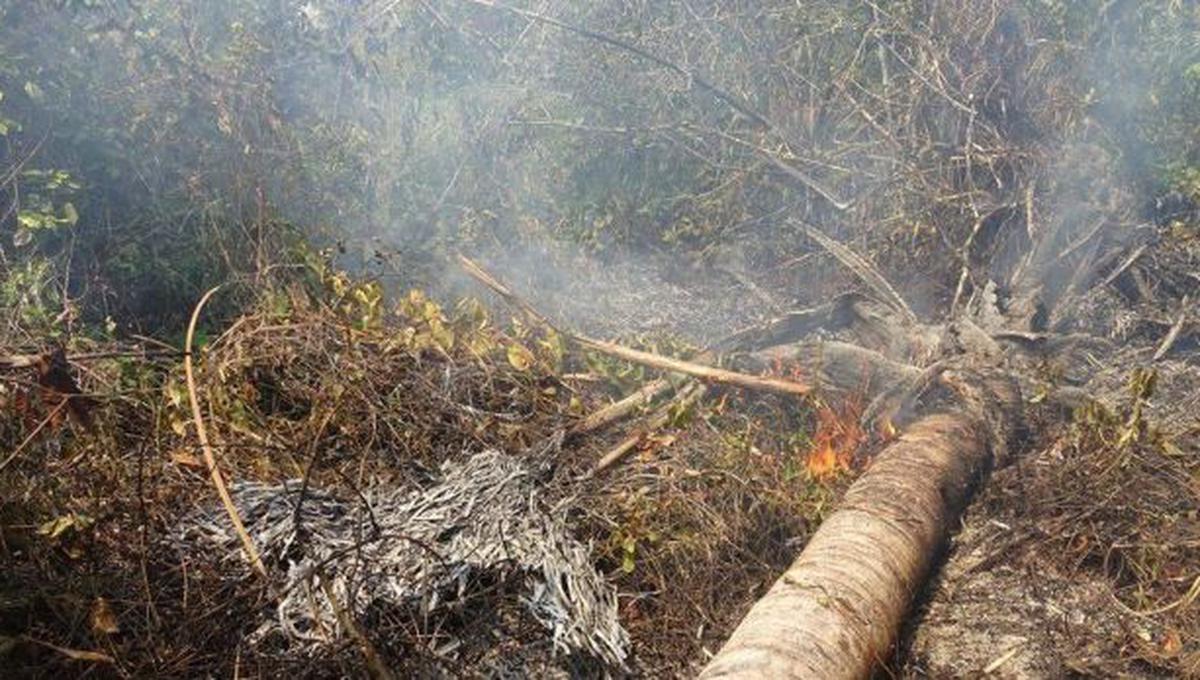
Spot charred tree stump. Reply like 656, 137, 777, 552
700, 371, 1020, 679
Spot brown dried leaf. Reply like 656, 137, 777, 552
90, 597, 120, 635
170, 449, 204, 469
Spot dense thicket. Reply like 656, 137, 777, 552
2, 1, 1199, 333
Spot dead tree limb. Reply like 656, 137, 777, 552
0, 348, 180, 369
568, 376, 680, 438
573, 336, 811, 397
184, 286, 267, 578
1098, 243, 1148, 290
457, 253, 812, 397
592, 383, 707, 474
701, 372, 1020, 679
718, 299, 848, 352
793, 221, 918, 326
569, 346, 721, 438
745, 340, 919, 397
1153, 296, 1190, 362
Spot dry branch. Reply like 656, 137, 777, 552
317, 569, 395, 680
746, 340, 919, 397
568, 376, 679, 438
184, 286, 267, 578
1098, 243, 1149, 290
1153, 296, 1190, 362
592, 382, 707, 474
0, 401, 67, 473
0, 349, 180, 368
573, 336, 811, 397
718, 300, 845, 352
794, 221, 917, 325
456, 253, 812, 397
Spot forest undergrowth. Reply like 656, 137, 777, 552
2, 1, 1200, 677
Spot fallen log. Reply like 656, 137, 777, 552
700, 371, 1020, 680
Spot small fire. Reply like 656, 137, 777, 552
878, 415, 898, 440
766, 358, 867, 481
804, 401, 866, 480
806, 438, 841, 478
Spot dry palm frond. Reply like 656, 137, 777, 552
177, 450, 630, 670
794, 221, 917, 325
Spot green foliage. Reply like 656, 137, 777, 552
0, 0, 1199, 338
13, 169, 79, 246
0, 257, 60, 333
1070, 368, 1162, 473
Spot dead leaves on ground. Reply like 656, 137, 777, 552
4, 346, 95, 436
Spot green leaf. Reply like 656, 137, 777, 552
620, 535, 638, 573
506, 343, 533, 371
38, 513, 94, 540
17, 211, 41, 230
23, 81, 45, 103
430, 322, 455, 352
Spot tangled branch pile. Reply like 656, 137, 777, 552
2, 261, 842, 676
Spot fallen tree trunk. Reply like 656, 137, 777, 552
700, 371, 1020, 680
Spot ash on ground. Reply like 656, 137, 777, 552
175, 450, 629, 674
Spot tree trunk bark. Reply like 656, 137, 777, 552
700, 372, 1020, 679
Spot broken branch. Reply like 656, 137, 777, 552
592, 383, 707, 474
574, 336, 811, 397
1153, 296, 1190, 362
793, 221, 918, 325
457, 254, 812, 397
184, 286, 267, 578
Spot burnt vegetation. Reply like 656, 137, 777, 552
1, 1, 1198, 678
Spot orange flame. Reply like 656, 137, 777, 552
806, 438, 841, 478
805, 402, 865, 480
765, 357, 867, 480
878, 415, 898, 441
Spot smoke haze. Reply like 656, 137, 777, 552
2, 1, 1198, 334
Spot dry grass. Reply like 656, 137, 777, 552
906, 372, 1200, 678
0, 274, 845, 677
